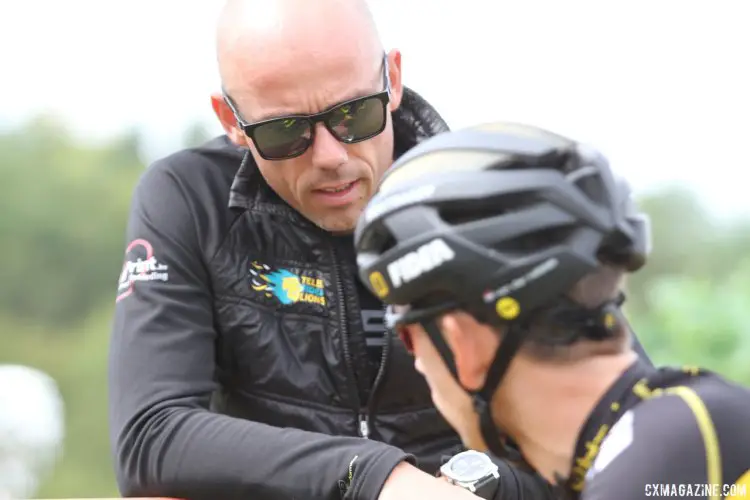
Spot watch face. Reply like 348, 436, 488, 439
448, 452, 492, 482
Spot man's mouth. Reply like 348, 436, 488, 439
312, 180, 361, 206
314, 180, 358, 194
319, 182, 355, 193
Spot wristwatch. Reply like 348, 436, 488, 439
440, 450, 500, 499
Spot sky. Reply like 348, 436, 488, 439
1, 0, 749, 218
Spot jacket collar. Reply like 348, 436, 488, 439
227, 86, 450, 218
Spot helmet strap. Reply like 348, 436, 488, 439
472, 322, 526, 460
422, 318, 458, 378
422, 315, 527, 460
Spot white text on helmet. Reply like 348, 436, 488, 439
482, 257, 559, 303
387, 238, 455, 288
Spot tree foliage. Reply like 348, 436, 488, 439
0, 115, 143, 326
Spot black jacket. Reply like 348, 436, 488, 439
108, 88, 652, 500
109, 88, 461, 500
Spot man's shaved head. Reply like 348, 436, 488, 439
217, 0, 383, 94
212, 0, 404, 234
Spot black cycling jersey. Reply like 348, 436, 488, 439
563, 360, 750, 500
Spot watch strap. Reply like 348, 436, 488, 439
471, 470, 500, 500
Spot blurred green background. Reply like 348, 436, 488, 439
1, 115, 749, 498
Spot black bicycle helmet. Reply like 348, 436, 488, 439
354, 121, 651, 460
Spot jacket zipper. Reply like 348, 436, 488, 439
331, 247, 393, 439
363, 304, 393, 438
330, 245, 367, 437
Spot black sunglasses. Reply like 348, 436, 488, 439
385, 302, 461, 355
223, 54, 392, 161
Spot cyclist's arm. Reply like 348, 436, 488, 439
581, 384, 749, 500
109, 162, 412, 500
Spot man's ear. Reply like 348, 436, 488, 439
440, 314, 489, 391
210, 92, 247, 146
386, 48, 403, 112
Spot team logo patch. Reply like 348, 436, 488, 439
249, 261, 327, 306
368, 271, 389, 298
116, 238, 169, 303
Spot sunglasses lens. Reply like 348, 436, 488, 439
328, 96, 387, 142
253, 118, 312, 159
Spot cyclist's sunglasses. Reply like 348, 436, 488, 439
396, 322, 417, 354
386, 302, 459, 355
223, 53, 392, 161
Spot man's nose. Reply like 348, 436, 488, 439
310, 123, 348, 169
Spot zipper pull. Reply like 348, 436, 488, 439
358, 414, 370, 439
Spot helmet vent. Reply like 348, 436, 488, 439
438, 192, 537, 226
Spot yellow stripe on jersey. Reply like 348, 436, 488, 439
666, 386, 722, 500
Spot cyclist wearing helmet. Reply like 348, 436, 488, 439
354, 122, 750, 499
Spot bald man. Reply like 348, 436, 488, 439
108, 1, 564, 499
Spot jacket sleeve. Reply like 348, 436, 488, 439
108, 164, 413, 500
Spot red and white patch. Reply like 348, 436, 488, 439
116, 239, 169, 302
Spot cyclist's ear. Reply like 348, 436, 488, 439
440, 313, 499, 392
386, 49, 403, 112
211, 92, 249, 146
